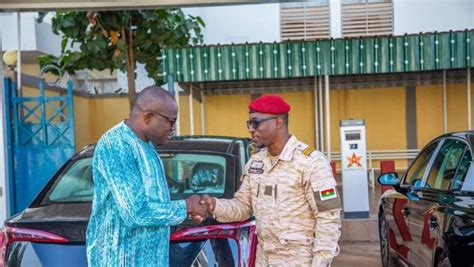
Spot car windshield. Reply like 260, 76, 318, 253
44, 152, 228, 204
161, 152, 227, 200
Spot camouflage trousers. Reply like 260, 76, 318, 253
255, 242, 313, 267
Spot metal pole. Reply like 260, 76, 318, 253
189, 85, 194, 135
167, 74, 180, 135
468, 68, 472, 130
0, 27, 11, 223
325, 75, 331, 161
314, 76, 319, 150
200, 90, 206, 135
443, 69, 447, 133
39, 80, 48, 145
67, 80, 76, 151
16, 12, 21, 97
318, 75, 324, 152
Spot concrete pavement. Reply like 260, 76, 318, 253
333, 173, 384, 266
333, 241, 382, 267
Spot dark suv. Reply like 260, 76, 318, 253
0, 136, 257, 266
378, 131, 474, 267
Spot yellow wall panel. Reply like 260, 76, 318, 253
178, 94, 190, 135
101, 98, 129, 129
330, 87, 406, 152
277, 91, 315, 147
13, 80, 474, 156
73, 96, 93, 150
193, 93, 204, 135
204, 94, 251, 137
72, 96, 129, 147
90, 97, 129, 141
416, 85, 444, 147
178, 94, 203, 135
472, 82, 474, 129
447, 83, 468, 132
21, 64, 40, 76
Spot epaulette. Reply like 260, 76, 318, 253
303, 146, 315, 156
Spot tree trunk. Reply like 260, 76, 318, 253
125, 27, 136, 110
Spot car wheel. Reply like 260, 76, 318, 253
436, 251, 451, 267
379, 211, 391, 267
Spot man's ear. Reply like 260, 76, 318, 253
143, 111, 153, 125
275, 116, 284, 129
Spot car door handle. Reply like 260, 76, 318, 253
401, 207, 410, 217
429, 216, 438, 229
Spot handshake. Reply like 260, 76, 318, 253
184, 194, 215, 223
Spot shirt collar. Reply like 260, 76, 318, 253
278, 135, 299, 162
121, 121, 153, 147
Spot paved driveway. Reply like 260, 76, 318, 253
333, 241, 381, 267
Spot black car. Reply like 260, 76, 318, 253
378, 131, 474, 267
0, 136, 259, 266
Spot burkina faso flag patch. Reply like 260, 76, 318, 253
319, 187, 337, 201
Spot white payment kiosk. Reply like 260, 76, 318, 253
340, 119, 369, 218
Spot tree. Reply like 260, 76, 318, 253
37, 10, 204, 107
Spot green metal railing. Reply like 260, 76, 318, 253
163, 30, 473, 83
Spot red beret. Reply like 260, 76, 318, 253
248, 95, 291, 114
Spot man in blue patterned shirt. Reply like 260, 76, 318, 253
87, 86, 207, 266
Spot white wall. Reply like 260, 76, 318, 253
1, 13, 35, 51
330, 0, 342, 38
394, 0, 474, 35
1, 12, 60, 54
117, 64, 155, 93
35, 19, 62, 56
184, 3, 281, 45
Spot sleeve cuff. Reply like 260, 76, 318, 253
176, 199, 188, 222
213, 198, 225, 218
312, 257, 331, 267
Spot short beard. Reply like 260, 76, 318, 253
254, 143, 265, 149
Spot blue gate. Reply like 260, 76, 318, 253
4, 78, 75, 214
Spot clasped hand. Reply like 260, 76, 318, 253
184, 194, 215, 223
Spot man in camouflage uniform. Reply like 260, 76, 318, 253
200, 95, 341, 266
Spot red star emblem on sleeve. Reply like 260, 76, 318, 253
347, 153, 362, 168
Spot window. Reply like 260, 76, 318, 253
46, 152, 229, 203
425, 139, 467, 190
49, 158, 93, 202
404, 141, 439, 186
451, 150, 472, 190
161, 153, 227, 198
280, 0, 330, 41
341, 0, 393, 37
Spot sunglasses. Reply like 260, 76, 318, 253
151, 111, 177, 127
136, 104, 177, 127
246, 116, 278, 129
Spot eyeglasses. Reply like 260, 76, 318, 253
150, 110, 177, 127
246, 116, 277, 129
136, 105, 177, 127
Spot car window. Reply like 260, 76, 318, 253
451, 149, 472, 190
161, 153, 227, 198
425, 139, 467, 190
404, 141, 439, 186
48, 157, 93, 202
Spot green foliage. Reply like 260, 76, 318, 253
37, 10, 204, 86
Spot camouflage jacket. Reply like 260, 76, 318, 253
213, 135, 341, 265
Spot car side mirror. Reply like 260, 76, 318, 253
411, 179, 423, 190
378, 172, 400, 188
